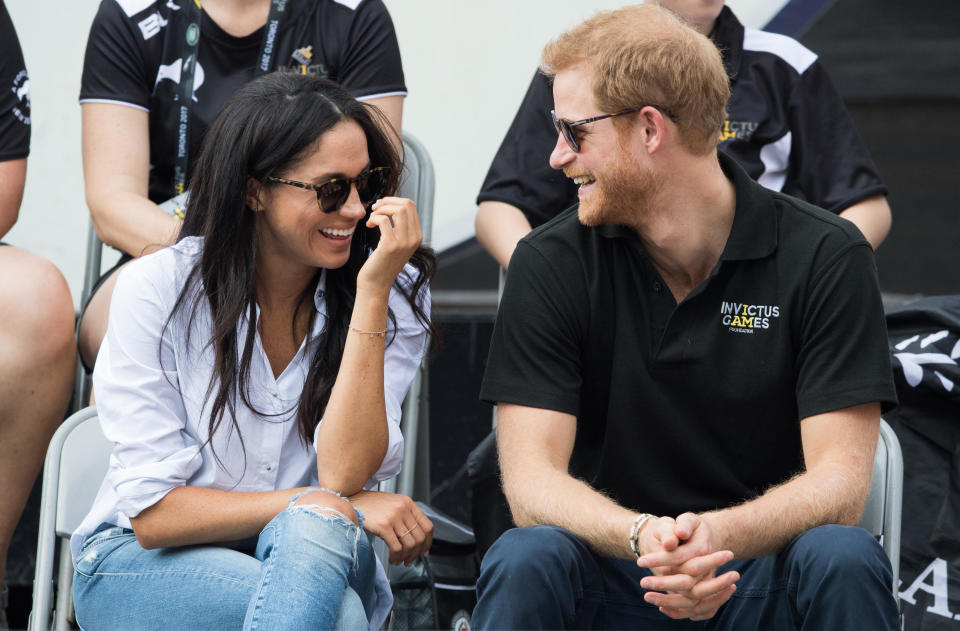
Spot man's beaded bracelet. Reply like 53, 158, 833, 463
629, 513, 655, 558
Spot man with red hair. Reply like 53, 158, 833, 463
475, 4, 900, 629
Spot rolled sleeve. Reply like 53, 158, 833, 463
93, 258, 202, 519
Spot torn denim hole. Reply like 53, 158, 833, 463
288, 504, 364, 570
288, 486, 345, 505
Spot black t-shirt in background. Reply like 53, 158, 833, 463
0, 1, 30, 162
80, 0, 405, 208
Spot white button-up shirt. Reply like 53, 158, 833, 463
71, 237, 429, 629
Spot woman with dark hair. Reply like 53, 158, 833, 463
69, 72, 434, 631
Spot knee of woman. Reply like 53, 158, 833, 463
292, 490, 359, 526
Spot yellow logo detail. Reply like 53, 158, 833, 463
719, 120, 737, 141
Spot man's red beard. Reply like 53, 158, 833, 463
576, 151, 662, 228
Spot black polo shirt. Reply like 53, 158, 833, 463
478, 6, 886, 228
480, 154, 897, 518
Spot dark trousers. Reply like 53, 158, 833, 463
473, 524, 900, 630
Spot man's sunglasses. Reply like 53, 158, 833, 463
551, 106, 675, 153
267, 166, 391, 213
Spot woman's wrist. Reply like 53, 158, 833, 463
355, 279, 393, 302
349, 285, 390, 334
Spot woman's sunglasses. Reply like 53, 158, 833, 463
267, 166, 391, 213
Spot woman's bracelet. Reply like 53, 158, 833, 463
629, 513, 655, 558
349, 325, 387, 337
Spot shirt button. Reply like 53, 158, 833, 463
266, 465, 272, 471
272, 392, 278, 398
653, 282, 663, 293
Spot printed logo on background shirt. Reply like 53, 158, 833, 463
720, 300, 780, 334
10, 70, 30, 126
278, 44, 329, 78
719, 120, 759, 142
138, 11, 169, 39
154, 58, 206, 101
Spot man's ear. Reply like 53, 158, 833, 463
246, 177, 263, 212
633, 105, 669, 156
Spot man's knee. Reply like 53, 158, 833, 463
790, 525, 891, 582
481, 525, 586, 586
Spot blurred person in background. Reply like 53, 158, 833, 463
0, 1, 76, 626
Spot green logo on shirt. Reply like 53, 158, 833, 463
186, 23, 199, 46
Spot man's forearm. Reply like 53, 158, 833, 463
503, 460, 640, 559
497, 403, 640, 559
707, 460, 870, 559
707, 406, 878, 559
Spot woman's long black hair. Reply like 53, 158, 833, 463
165, 72, 436, 458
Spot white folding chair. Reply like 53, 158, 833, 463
29, 406, 111, 631
391, 131, 435, 501
856, 418, 904, 598
71, 224, 105, 411
371, 133, 436, 573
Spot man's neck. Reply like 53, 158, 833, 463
631, 156, 736, 303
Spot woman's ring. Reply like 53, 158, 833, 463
398, 525, 420, 537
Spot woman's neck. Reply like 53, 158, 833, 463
255, 267, 316, 314
200, 0, 271, 38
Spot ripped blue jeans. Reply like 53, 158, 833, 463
73, 489, 376, 631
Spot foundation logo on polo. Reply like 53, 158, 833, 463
720, 300, 780, 334
719, 119, 758, 142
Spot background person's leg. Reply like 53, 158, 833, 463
0, 247, 74, 591
77, 259, 128, 375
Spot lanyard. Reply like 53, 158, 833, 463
172, 0, 289, 196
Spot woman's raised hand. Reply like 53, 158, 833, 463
358, 197, 422, 294
350, 490, 434, 566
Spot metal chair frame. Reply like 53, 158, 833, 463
856, 418, 904, 598
29, 406, 108, 631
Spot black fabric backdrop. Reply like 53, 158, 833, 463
886, 296, 960, 629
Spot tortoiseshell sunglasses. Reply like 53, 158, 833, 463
267, 166, 390, 213
551, 106, 676, 153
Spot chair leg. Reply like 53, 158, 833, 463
53, 539, 74, 631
